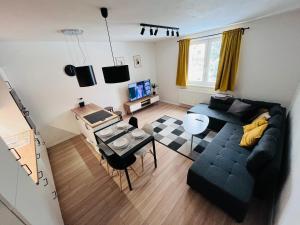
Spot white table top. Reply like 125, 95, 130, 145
183, 113, 209, 135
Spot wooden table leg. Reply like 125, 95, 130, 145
124, 168, 132, 191
152, 139, 157, 168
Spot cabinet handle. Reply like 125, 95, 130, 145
85, 123, 91, 130
36, 153, 41, 159
43, 178, 48, 186
9, 148, 21, 161
23, 110, 30, 116
35, 138, 41, 146
38, 171, 44, 179
52, 191, 57, 199
75, 114, 79, 120
5, 81, 12, 89
21, 164, 32, 176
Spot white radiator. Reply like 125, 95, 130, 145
178, 86, 215, 106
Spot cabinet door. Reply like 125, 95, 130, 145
36, 136, 64, 225
0, 200, 24, 225
15, 165, 52, 225
150, 95, 160, 103
15, 137, 64, 225
130, 103, 141, 112
0, 137, 19, 208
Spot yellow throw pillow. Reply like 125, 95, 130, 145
243, 117, 268, 133
240, 123, 268, 147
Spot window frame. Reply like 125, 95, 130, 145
187, 35, 221, 88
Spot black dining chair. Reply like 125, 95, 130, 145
129, 116, 138, 128
99, 148, 137, 191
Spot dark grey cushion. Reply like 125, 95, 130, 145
227, 99, 252, 117
208, 96, 235, 111
188, 104, 242, 125
246, 128, 280, 174
269, 105, 284, 116
269, 114, 283, 129
187, 123, 254, 222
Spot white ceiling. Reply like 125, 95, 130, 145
0, 0, 300, 42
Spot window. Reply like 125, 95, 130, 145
188, 37, 221, 87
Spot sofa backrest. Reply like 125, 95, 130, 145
246, 104, 286, 196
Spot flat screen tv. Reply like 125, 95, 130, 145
128, 79, 151, 102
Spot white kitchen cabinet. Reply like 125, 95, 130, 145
14, 136, 64, 225
0, 200, 25, 225
35, 135, 64, 225
74, 112, 120, 153
0, 80, 64, 225
0, 137, 19, 209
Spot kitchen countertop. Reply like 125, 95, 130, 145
0, 80, 38, 184
71, 103, 119, 128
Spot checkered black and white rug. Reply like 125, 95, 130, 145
151, 115, 217, 161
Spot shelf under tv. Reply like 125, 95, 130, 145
123, 95, 160, 114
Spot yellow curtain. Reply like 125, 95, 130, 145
215, 28, 243, 91
176, 39, 190, 87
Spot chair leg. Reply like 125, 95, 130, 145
111, 168, 116, 177
141, 156, 144, 172
149, 149, 154, 156
129, 166, 139, 177
106, 161, 110, 174
118, 171, 122, 191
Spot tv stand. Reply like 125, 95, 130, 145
124, 95, 159, 114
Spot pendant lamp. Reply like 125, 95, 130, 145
62, 29, 97, 87
100, 7, 130, 83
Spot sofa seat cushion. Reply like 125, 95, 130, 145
188, 103, 242, 125
187, 123, 254, 222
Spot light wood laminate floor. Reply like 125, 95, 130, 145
49, 102, 269, 225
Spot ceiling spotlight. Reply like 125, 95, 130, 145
171, 30, 174, 36
176, 30, 179, 37
154, 28, 158, 36
150, 27, 153, 35
140, 27, 145, 35
166, 29, 169, 36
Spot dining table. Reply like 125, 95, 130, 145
94, 120, 157, 190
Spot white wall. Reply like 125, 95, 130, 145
0, 41, 157, 147
274, 83, 300, 225
155, 9, 300, 107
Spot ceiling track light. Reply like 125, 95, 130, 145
150, 27, 153, 36
140, 27, 145, 35
139, 23, 179, 37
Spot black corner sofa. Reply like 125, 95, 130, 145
186, 99, 286, 222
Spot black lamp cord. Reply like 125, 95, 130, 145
104, 18, 116, 66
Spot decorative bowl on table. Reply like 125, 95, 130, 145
131, 129, 145, 139
113, 137, 129, 150
99, 128, 113, 138
116, 121, 128, 129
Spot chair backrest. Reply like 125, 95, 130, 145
129, 116, 138, 128
142, 124, 153, 135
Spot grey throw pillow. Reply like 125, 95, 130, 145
227, 99, 252, 117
